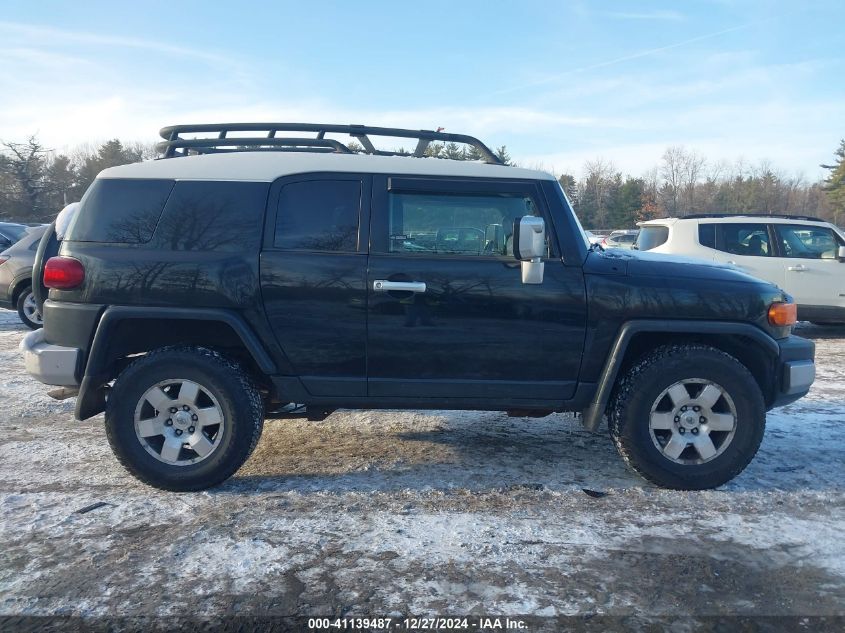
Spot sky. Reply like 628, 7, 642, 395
1, 0, 843, 180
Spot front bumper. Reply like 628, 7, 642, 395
19, 328, 80, 387
772, 335, 815, 407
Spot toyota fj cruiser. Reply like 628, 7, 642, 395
21, 123, 816, 491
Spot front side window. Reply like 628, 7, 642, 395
387, 192, 544, 257
275, 180, 361, 252
715, 223, 771, 257
775, 224, 843, 259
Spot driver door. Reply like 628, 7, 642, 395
366, 175, 587, 404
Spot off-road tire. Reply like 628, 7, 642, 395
16, 286, 42, 330
105, 346, 264, 491
609, 344, 765, 490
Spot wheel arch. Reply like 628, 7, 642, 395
10, 276, 33, 305
75, 306, 276, 420
581, 320, 780, 431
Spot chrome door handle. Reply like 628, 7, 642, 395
787, 265, 807, 272
373, 280, 427, 293
726, 260, 737, 265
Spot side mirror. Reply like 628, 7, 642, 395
513, 216, 545, 284
838, 245, 845, 262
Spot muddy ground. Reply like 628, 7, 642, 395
1, 311, 843, 629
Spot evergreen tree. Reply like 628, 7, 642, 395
495, 145, 511, 165
822, 140, 845, 225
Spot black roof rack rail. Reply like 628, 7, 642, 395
156, 123, 503, 165
681, 213, 827, 222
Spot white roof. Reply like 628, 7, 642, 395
99, 152, 555, 182
640, 216, 836, 228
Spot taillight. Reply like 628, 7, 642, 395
0, 255, 8, 266
43, 256, 85, 289
768, 301, 797, 327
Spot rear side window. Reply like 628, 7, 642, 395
637, 225, 669, 251
66, 178, 174, 243
152, 181, 269, 251
274, 180, 361, 251
714, 223, 771, 257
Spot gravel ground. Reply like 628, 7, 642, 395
0, 310, 843, 627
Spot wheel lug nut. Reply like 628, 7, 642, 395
681, 406, 688, 412
679, 428, 686, 434
188, 426, 195, 433
691, 428, 699, 435
182, 405, 190, 411
165, 419, 173, 426
191, 414, 198, 422
169, 407, 177, 414
699, 416, 706, 424
175, 429, 183, 436
693, 406, 701, 412
674, 416, 680, 423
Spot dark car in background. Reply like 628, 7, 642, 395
0, 225, 48, 328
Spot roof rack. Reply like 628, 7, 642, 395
156, 123, 503, 165
682, 213, 826, 222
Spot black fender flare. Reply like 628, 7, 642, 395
580, 319, 779, 432
75, 306, 276, 420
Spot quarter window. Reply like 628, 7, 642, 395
387, 192, 544, 257
275, 180, 361, 251
774, 224, 843, 259
698, 223, 716, 248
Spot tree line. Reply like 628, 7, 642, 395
558, 144, 844, 230
1, 134, 843, 230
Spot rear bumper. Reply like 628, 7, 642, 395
771, 335, 815, 408
19, 328, 81, 387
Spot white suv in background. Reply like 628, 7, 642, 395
637, 214, 845, 324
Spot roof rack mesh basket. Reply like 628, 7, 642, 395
156, 123, 503, 165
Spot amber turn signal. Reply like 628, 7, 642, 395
768, 301, 797, 327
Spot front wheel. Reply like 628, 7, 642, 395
16, 286, 43, 329
105, 346, 264, 491
609, 344, 765, 490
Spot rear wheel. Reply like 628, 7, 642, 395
16, 286, 43, 329
105, 346, 264, 491
609, 344, 765, 490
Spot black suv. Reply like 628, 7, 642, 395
22, 123, 816, 491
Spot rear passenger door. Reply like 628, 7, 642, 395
366, 176, 587, 404
260, 173, 370, 397
705, 222, 784, 288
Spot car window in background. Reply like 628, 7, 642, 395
0, 224, 28, 242
637, 225, 670, 251
775, 224, 843, 259
698, 223, 716, 248
715, 223, 771, 257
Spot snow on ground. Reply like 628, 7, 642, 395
0, 309, 843, 621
